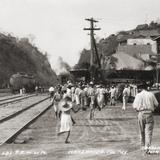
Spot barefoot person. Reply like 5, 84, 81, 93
58, 96, 79, 143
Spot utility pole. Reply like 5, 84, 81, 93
84, 17, 101, 81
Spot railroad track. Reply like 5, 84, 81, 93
0, 104, 159, 160
0, 95, 52, 145
3, 105, 138, 160
0, 94, 22, 101
0, 95, 49, 123
0, 94, 36, 106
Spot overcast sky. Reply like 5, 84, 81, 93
0, 0, 160, 70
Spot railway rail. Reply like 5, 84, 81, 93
0, 102, 160, 160
0, 94, 23, 102
8, 104, 160, 160
0, 95, 51, 145
0, 94, 36, 106
0, 95, 49, 123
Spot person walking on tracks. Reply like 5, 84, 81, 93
58, 96, 79, 143
133, 84, 159, 153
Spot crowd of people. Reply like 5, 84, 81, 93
49, 81, 138, 116
48, 81, 134, 143
48, 81, 159, 154
50, 82, 113, 116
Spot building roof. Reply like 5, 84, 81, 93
112, 52, 144, 70
117, 30, 160, 42
144, 65, 154, 70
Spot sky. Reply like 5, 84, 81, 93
0, 0, 160, 71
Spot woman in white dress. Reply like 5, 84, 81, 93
58, 96, 79, 143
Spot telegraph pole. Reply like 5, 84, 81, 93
83, 18, 100, 80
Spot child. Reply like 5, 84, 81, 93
57, 96, 79, 143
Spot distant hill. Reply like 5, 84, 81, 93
75, 21, 160, 69
0, 33, 57, 87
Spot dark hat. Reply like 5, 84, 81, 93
137, 84, 147, 90
63, 96, 72, 101
59, 98, 72, 111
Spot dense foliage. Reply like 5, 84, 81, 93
0, 33, 57, 87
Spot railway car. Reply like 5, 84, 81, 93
10, 73, 36, 93
57, 72, 74, 84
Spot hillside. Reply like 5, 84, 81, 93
75, 21, 160, 70
0, 33, 57, 88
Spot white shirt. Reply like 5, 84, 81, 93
49, 87, 54, 92
109, 88, 116, 97
66, 88, 72, 97
71, 86, 75, 94
87, 87, 95, 97
97, 88, 105, 96
75, 87, 81, 96
133, 90, 158, 112
123, 87, 130, 97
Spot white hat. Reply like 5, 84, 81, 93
89, 81, 94, 85
59, 97, 72, 111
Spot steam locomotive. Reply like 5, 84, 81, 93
10, 73, 36, 93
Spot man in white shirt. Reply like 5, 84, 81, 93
122, 85, 130, 110
66, 85, 72, 98
96, 85, 105, 110
109, 86, 116, 106
74, 85, 82, 106
133, 84, 159, 153
49, 86, 54, 100
87, 82, 96, 120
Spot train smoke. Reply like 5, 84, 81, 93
54, 56, 71, 75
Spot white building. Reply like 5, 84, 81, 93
127, 38, 157, 54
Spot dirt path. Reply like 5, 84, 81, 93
0, 103, 160, 160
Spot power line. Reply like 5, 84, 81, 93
83, 17, 101, 80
